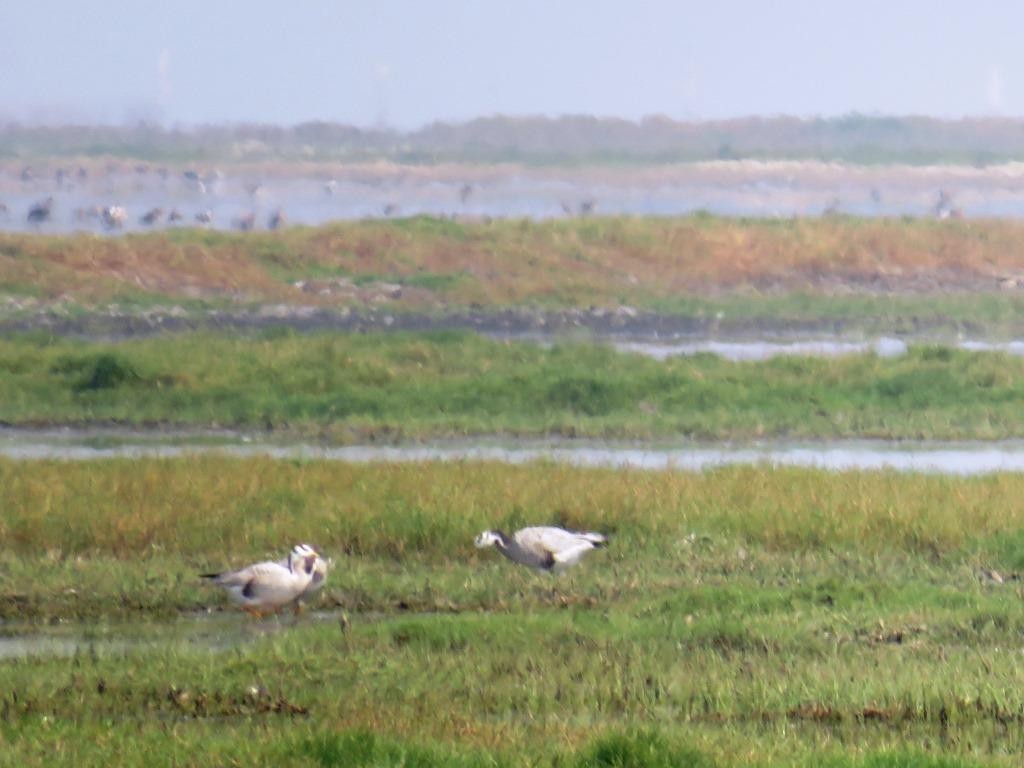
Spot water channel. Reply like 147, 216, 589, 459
5, 427, 1024, 475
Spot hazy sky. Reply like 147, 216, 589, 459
1, 1, 1021, 128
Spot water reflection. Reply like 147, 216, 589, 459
0, 611, 343, 659
613, 337, 910, 361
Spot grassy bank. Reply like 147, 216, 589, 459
4, 457, 1024, 617
2, 459, 1024, 765
4, 216, 1024, 330
2, 331, 1024, 440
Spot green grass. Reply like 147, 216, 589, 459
2, 331, 1024, 440
646, 291, 1024, 336
3, 459, 1024, 765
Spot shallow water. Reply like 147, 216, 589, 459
611, 337, 1024, 361
0, 611, 345, 659
509, 335, 1024, 362
4, 428, 1024, 475
6, 163, 1024, 234
613, 337, 911, 361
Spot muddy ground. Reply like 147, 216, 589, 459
0, 305, 994, 342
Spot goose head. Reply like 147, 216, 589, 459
288, 543, 320, 575
309, 556, 333, 587
474, 530, 506, 549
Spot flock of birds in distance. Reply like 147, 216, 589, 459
202, 526, 608, 618
10, 167, 312, 232
0, 163, 972, 232
16, 196, 292, 233
0, 165, 567, 232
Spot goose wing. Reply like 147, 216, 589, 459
515, 526, 604, 554
205, 560, 277, 587
240, 562, 304, 603
209, 561, 302, 601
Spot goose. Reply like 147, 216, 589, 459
101, 205, 127, 230
474, 526, 607, 573
200, 543, 319, 617
139, 207, 164, 226
233, 211, 256, 231
27, 197, 54, 224
267, 208, 288, 230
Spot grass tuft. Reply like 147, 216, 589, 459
575, 730, 716, 768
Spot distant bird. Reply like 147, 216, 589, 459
459, 183, 473, 205
324, 179, 338, 196
474, 526, 608, 573
195, 210, 214, 226
267, 208, 288, 230
382, 203, 399, 217
139, 207, 164, 226
201, 544, 320, 617
933, 189, 963, 219
184, 170, 207, 195
167, 208, 184, 224
27, 197, 54, 224
102, 205, 127, 230
0, 202, 8, 218
233, 211, 256, 231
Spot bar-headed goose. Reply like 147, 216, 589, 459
474, 526, 607, 573
201, 543, 319, 617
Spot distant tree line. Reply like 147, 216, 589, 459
2, 114, 1024, 165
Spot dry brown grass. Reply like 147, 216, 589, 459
3, 216, 1024, 309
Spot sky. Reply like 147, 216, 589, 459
1, 1, 1022, 129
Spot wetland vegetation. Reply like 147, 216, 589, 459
5, 215, 1024, 765
3, 459, 1024, 765
2, 331, 1024, 441
5, 215, 1024, 337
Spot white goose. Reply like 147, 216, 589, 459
474, 526, 608, 573
201, 544, 320, 617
